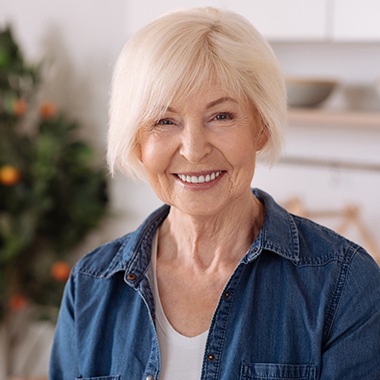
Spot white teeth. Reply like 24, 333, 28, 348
177, 171, 221, 184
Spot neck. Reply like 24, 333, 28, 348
158, 192, 264, 269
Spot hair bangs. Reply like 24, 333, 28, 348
143, 48, 245, 124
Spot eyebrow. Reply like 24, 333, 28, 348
167, 96, 237, 113
206, 97, 238, 109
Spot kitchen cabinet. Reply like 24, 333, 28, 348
125, 0, 329, 40
225, 0, 380, 41
125, 0, 380, 42
125, 0, 380, 41
224, 0, 328, 40
332, 0, 380, 41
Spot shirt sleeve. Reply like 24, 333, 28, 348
49, 270, 79, 379
321, 249, 380, 379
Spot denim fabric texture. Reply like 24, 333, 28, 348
49, 189, 380, 380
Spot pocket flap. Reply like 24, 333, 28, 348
241, 363, 316, 379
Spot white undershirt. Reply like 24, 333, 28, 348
147, 232, 208, 379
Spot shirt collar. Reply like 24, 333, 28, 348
108, 188, 300, 282
251, 188, 300, 263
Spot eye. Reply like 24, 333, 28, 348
154, 118, 175, 126
213, 112, 234, 121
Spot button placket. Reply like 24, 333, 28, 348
203, 263, 246, 377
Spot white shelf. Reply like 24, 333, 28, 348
288, 108, 380, 129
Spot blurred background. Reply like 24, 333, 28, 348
1, 0, 380, 378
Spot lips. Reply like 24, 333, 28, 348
176, 171, 222, 184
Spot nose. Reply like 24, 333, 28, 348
178, 122, 212, 163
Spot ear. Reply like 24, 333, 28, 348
134, 130, 144, 163
135, 142, 143, 163
254, 113, 269, 151
255, 126, 269, 152
251, 108, 269, 152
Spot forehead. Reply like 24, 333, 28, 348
167, 80, 249, 112
172, 83, 234, 104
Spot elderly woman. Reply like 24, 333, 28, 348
49, 7, 380, 380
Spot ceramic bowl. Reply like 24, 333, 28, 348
285, 77, 337, 108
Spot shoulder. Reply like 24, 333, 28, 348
71, 233, 133, 279
254, 188, 377, 269
70, 203, 170, 280
291, 213, 363, 266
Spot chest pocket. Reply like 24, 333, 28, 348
240, 363, 317, 380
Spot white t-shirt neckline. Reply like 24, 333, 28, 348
147, 231, 208, 379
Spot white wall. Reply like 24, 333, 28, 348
1, 0, 379, 261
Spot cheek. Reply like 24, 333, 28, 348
139, 138, 178, 203
223, 131, 257, 163
140, 137, 173, 178
140, 141, 156, 168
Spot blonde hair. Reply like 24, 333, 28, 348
108, 7, 287, 180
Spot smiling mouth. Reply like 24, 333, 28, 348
176, 171, 222, 184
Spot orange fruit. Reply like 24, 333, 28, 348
51, 261, 71, 282
9, 294, 28, 311
0, 165, 20, 186
39, 101, 56, 119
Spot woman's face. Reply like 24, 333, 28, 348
137, 84, 266, 217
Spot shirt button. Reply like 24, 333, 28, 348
223, 290, 231, 299
146, 375, 154, 380
207, 353, 216, 361
127, 273, 137, 281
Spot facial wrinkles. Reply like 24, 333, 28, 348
138, 85, 262, 211
175, 109, 256, 172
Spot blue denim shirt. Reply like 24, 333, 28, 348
49, 189, 380, 380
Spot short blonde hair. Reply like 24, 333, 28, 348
108, 7, 287, 180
